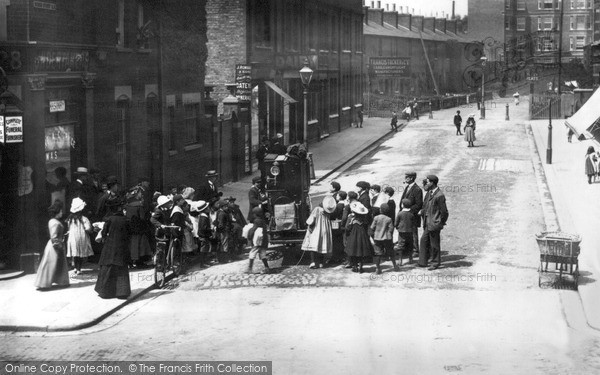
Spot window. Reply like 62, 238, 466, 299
184, 103, 200, 144
253, 0, 271, 47
342, 17, 351, 51
116, 0, 125, 46
571, 15, 586, 29
308, 10, 316, 50
571, 0, 585, 8
506, 0, 511, 9
539, 17, 553, 30
539, 0, 555, 9
332, 15, 339, 52
517, 17, 526, 30
505, 18, 511, 30
576, 35, 585, 49
517, 0, 526, 10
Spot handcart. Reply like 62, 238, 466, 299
536, 231, 581, 289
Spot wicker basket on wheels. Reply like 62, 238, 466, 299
536, 231, 581, 289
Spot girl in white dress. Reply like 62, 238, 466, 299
66, 197, 94, 275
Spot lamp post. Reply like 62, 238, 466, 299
299, 59, 313, 150
480, 56, 487, 119
547, 98, 553, 164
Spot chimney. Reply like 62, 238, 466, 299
398, 13, 412, 30
452, 0, 455, 19
413, 15, 424, 31
435, 18, 446, 33
383, 11, 399, 28
368, 8, 384, 25
423, 17, 436, 32
447, 19, 457, 34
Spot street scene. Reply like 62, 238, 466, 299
2, 0, 600, 374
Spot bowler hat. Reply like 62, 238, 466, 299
205, 170, 219, 177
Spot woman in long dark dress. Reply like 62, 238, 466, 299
35, 200, 70, 290
95, 198, 131, 299
344, 201, 373, 273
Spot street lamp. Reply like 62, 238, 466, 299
480, 56, 487, 119
299, 59, 313, 149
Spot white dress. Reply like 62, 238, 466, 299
301, 207, 333, 254
66, 216, 94, 258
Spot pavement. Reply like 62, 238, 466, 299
0, 115, 397, 332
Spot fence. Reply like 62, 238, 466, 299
365, 92, 479, 118
530, 93, 575, 120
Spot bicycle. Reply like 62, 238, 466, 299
153, 225, 185, 288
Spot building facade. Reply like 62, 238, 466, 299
363, 6, 472, 98
0, 0, 208, 270
205, 0, 365, 166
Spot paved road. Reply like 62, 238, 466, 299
3, 100, 600, 374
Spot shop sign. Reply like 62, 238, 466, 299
0, 116, 4, 143
49, 100, 65, 113
235, 65, 252, 103
4, 116, 23, 143
369, 57, 411, 77
33, 49, 90, 72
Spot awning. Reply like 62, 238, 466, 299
264, 81, 298, 103
565, 87, 600, 140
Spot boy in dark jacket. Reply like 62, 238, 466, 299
395, 198, 416, 264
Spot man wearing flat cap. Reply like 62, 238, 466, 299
248, 176, 268, 222
419, 174, 449, 270
399, 171, 423, 256
270, 133, 287, 155
195, 170, 222, 205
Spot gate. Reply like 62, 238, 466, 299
530, 94, 563, 120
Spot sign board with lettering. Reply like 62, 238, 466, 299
4, 116, 23, 143
235, 65, 252, 103
49, 100, 66, 113
369, 57, 411, 77
0, 116, 4, 143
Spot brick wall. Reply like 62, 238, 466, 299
205, 0, 247, 111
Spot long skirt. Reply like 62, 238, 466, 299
130, 234, 153, 261
35, 241, 70, 289
464, 127, 476, 142
94, 265, 131, 299
345, 224, 373, 257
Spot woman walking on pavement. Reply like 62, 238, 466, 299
585, 146, 598, 184
35, 200, 70, 290
95, 198, 131, 299
464, 114, 476, 147
301, 196, 336, 269
345, 201, 373, 273
66, 197, 94, 275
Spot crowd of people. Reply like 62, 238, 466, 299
37, 167, 250, 298
299, 172, 449, 274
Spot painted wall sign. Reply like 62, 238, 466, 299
0, 116, 4, 143
235, 65, 252, 103
369, 57, 411, 77
4, 116, 23, 143
49, 100, 66, 113
33, 49, 90, 72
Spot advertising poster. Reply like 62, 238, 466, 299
0, 116, 4, 143
4, 116, 23, 143
44, 125, 74, 185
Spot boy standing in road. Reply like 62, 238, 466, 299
395, 198, 416, 265
454, 110, 463, 135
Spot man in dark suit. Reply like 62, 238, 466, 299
400, 172, 423, 256
247, 176, 268, 222
418, 175, 449, 270
454, 110, 463, 135
270, 133, 287, 155
195, 170, 222, 205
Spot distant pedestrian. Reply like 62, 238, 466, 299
395, 198, 416, 265
418, 175, 449, 270
370, 203, 397, 274
402, 105, 412, 121
95, 198, 131, 299
35, 200, 70, 290
454, 110, 463, 135
301, 196, 335, 269
412, 99, 419, 120
345, 202, 373, 273
66, 197, 94, 275
567, 127, 574, 143
464, 114, 476, 147
585, 146, 598, 184
357, 109, 364, 128
513, 91, 520, 106
390, 111, 398, 132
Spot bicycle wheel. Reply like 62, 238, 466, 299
153, 247, 167, 288
170, 240, 181, 277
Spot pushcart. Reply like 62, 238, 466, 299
536, 231, 581, 289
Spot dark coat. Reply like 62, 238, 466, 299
197, 213, 212, 239
195, 180, 221, 204
230, 204, 247, 227
422, 188, 449, 232
358, 191, 372, 224
247, 186, 265, 222
385, 198, 396, 222
99, 213, 131, 267
400, 183, 423, 227
454, 114, 462, 126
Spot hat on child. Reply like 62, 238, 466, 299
350, 201, 368, 215
322, 196, 337, 214
70, 197, 86, 213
